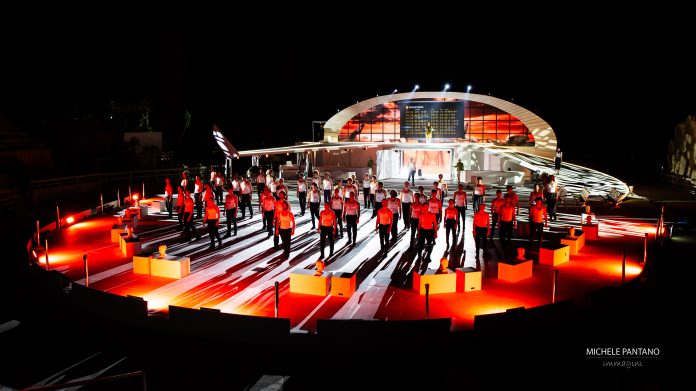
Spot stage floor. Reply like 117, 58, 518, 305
42, 183, 650, 332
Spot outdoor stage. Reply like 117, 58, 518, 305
40, 181, 651, 332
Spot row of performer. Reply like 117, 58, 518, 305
161, 177, 552, 260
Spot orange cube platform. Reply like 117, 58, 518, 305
456, 267, 482, 292
331, 272, 356, 298
290, 269, 331, 296
582, 224, 598, 240
132, 253, 152, 274
413, 269, 457, 294
539, 244, 569, 266
111, 224, 127, 243
560, 232, 585, 255
498, 259, 533, 282
121, 236, 141, 258
150, 255, 190, 279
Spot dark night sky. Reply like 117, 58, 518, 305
1, 13, 694, 180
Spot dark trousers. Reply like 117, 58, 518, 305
408, 170, 416, 185
345, 215, 358, 243
264, 211, 274, 236
319, 226, 334, 258
410, 218, 419, 244
279, 228, 291, 257
499, 221, 513, 244
215, 186, 223, 204
298, 191, 306, 215
194, 193, 202, 219
379, 224, 390, 250
369, 194, 375, 209
234, 190, 241, 201
391, 213, 399, 240
207, 221, 222, 247
225, 208, 237, 235
165, 196, 173, 218
417, 229, 435, 259
332, 209, 343, 235
456, 206, 466, 231
363, 188, 370, 208
177, 206, 184, 227
240, 194, 253, 218
490, 212, 499, 238
402, 203, 411, 227
530, 222, 544, 246
309, 202, 320, 228
257, 183, 265, 200
474, 227, 488, 253
324, 190, 331, 204
473, 195, 483, 211
445, 219, 457, 245
547, 193, 557, 219
183, 212, 200, 240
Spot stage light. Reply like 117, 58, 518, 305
392, 89, 397, 94
444, 83, 450, 91
66, 216, 75, 224
467, 85, 472, 92
413, 84, 419, 92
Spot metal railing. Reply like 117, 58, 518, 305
21, 370, 146, 390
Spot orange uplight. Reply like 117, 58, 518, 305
66, 216, 75, 224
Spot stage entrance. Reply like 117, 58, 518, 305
376, 149, 452, 180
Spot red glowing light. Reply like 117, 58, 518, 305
132, 194, 139, 201
66, 216, 75, 224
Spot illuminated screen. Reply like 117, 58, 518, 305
398, 101, 465, 139
338, 99, 534, 146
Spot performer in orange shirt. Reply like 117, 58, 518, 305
203, 198, 222, 249
417, 204, 438, 262
375, 199, 393, 253
498, 197, 516, 246
529, 198, 548, 247
275, 203, 295, 258
472, 204, 490, 258
444, 199, 459, 247
182, 191, 200, 241
343, 193, 360, 245
318, 202, 337, 258
224, 189, 239, 237
489, 190, 505, 240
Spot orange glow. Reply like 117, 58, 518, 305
612, 263, 643, 277
66, 216, 75, 224
132, 194, 139, 201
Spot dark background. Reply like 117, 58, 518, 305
1, 12, 693, 182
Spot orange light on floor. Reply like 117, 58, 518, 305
66, 216, 75, 224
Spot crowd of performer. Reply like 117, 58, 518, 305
162, 169, 562, 260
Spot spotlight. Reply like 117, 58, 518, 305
444, 83, 450, 91
467, 85, 472, 92
413, 84, 419, 92
392, 89, 398, 94
66, 216, 75, 224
